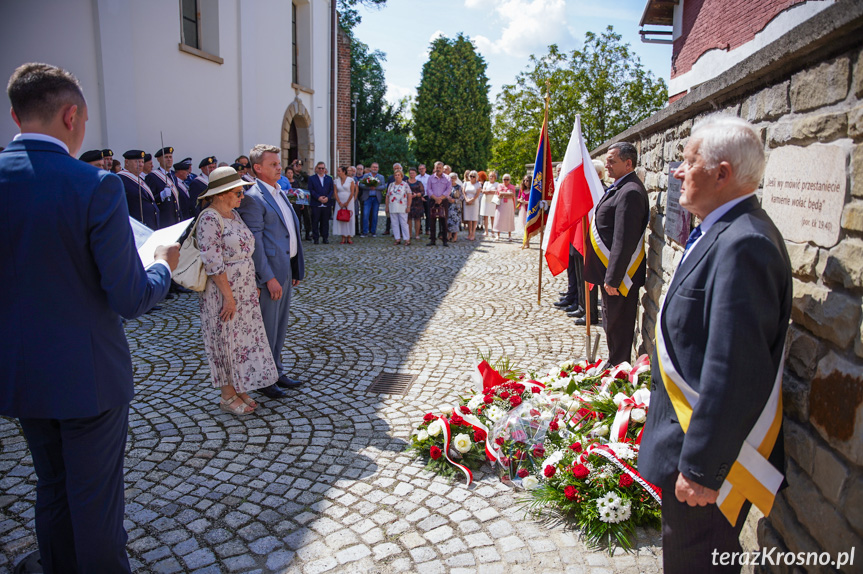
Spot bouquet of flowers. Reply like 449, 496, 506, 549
361, 175, 380, 188
407, 354, 660, 551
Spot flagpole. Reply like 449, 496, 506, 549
582, 214, 591, 339
537, 81, 550, 305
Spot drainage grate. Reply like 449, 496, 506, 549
367, 373, 417, 395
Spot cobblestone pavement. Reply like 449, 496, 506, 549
1, 228, 661, 573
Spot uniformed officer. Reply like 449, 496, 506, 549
79, 149, 104, 167
142, 153, 154, 176
145, 146, 181, 228
118, 150, 159, 230
172, 157, 194, 220
190, 156, 217, 209
102, 148, 114, 171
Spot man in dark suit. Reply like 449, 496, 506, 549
238, 144, 306, 398
639, 117, 792, 573
145, 146, 181, 228
308, 161, 335, 244
119, 149, 160, 230
189, 156, 217, 210
172, 157, 195, 220
584, 142, 649, 365
0, 63, 178, 573
79, 148, 104, 167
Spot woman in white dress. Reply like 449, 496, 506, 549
462, 170, 481, 241
493, 173, 516, 241
480, 170, 499, 237
333, 166, 357, 244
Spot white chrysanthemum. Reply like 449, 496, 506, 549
543, 450, 564, 468
467, 394, 484, 411
609, 442, 635, 461
617, 500, 632, 522
485, 405, 506, 423
427, 419, 442, 437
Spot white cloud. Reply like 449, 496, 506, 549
465, 0, 572, 58
418, 29, 447, 59
386, 83, 415, 106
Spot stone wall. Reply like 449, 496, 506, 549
336, 26, 353, 166
592, 3, 863, 571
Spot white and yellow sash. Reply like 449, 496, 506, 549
118, 170, 154, 200
655, 305, 785, 526
589, 216, 645, 297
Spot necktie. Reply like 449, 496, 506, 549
683, 225, 702, 254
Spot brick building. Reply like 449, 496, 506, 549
596, 1, 863, 570
337, 27, 354, 168
641, 0, 836, 101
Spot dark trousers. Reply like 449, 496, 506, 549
573, 249, 598, 319
424, 200, 432, 233
296, 206, 312, 239
659, 477, 749, 574
19, 404, 132, 574
311, 206, 331, 241
355, 198, 362, 236
601, 284, 639, 365
428, 199, 449, 245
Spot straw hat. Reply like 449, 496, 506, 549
197, 166, 255, 201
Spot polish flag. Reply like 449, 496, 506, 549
541, 116, 605, 276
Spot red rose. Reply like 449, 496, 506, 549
474, 429, 487, 442
483, 395, 494, 404
460, 406, 471, 414
549, 421, 559, 431
450, 414, 464, 426
544, 465, 556, 478
531, 387, 540, 394
560, 370, 568, 377
423, 413, 436, 422
429, 446, 442, 460
564, 485, 578, 500
495, 437, 505, 446
517, 468, 529, 478
619, 474, 634, 488
573, 365, 583, 374
532, 444, 545, 458
500, 391, 510, 399
573, 464, 589, 479
501, 457, 510, 466
569, 442, 583, 453
513, 384, 525, 394
509, 396, 522, 407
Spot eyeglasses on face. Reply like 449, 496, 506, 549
233, 190, 244, 198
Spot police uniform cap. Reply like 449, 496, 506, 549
102, 148, 113, 158
199, 156, 216, 169
144, 153, 152, 162
123, 149, 145, 160
174, 157, 192, 170
79, 150, 103, 163
155, 146, 174, 158
231, 162, 245, 171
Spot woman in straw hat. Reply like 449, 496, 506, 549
197, 166, 279, 415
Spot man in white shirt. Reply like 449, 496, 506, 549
238, 144, 306, 398
417, 164, 431, 234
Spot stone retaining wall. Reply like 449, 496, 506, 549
591, 3, 863, 571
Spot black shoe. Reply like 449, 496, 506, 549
313, 239, 319, 244
259, 384, 287, 399
426, 241, 436, 246
146, 305, 163, 314
165, 292, 175, 300
442, 243, 448, 247
567, 307, 586, 318
276, 376, 304, 389
564, 303, 582, 313
13, 551, 41, 574
322, 239, 329, 244
574, 316, 599, 326
554, 298, 575, 308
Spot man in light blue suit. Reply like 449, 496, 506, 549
0, 63, 178, 573
238, 144, 306, 399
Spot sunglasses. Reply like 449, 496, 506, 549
233, 190, 244, 198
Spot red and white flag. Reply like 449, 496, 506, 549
541, 116, 605, 276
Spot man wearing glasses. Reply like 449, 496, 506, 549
308, 162, 335, 244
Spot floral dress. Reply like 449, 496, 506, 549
448, 184, 463, 232
197, 208, 278, 393
407, 180, 426, 220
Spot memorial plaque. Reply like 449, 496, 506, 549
762, 145, 845, 247
664, 161, 691, 246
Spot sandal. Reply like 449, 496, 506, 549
347, 238, 353, 244
404, 241, 411, 246
220, 394, 253, 415
238, 393, 257, 410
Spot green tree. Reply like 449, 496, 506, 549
414, 34, 492, 174
491, 26, 667, 178
349, 35, 415, 168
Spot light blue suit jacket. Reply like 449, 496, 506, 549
0, 139, 171, 419
238, 180, 305, 287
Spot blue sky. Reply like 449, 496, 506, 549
352, 0, 672, 106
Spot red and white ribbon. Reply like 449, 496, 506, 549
628, 354, 650, 384
459, 411, 499, 463
610, 396, 647, 443
589, 444, 662, 503
439, 416, 473, 486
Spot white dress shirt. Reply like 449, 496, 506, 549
259, 180, 298, 258
680, 192, 756, 265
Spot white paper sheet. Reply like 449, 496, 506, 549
136, 218, 193, 267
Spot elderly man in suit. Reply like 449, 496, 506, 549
308, 161, 335, 244
0, 63, 178, 573
238, 144, 306, 399
119, 149, 160, 230
584, 141, 649, 365
640, 116, 792, 573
